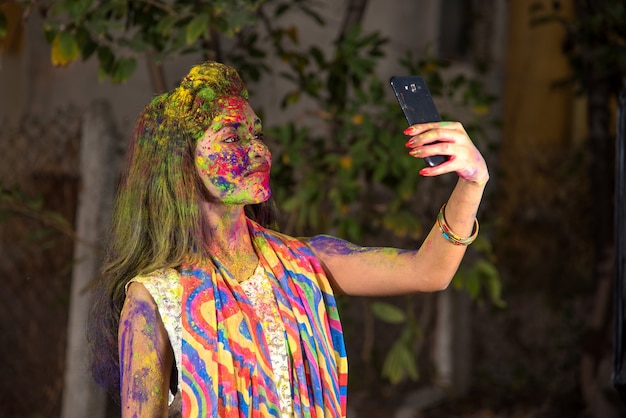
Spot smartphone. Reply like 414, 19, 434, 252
390, 75, 448, 167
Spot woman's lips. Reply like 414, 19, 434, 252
245, 162, 270, 176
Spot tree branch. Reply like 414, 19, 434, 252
145, 52, 167, 94
337, 0, 369, 42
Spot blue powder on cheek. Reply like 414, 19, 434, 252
227, 153, 239, 165
210, 176, 236, 194
230, 149, 248, 172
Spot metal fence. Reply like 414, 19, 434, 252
0, 108, 81, 417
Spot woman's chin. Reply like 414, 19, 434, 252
221, 189, 272, 206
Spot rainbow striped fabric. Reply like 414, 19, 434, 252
179, 219, 348, 417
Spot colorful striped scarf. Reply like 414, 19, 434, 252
179, 219, 348, 417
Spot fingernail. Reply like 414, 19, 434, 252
405, 139, 414, 147
403, 126, 415, 135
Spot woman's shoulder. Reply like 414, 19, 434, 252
253, 223, 313, 251
130, 267, 180, 285
126, 268, 182, 300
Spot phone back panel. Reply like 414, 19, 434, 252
390, 76, 442, 125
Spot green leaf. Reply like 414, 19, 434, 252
281, 91, 300, 108
75, 26, 97, 60
64, 0, 95, 19
186, 13, 209, 45
223, 9, 255, 35
470, 235, 493, 255
451, 270, 465, 291
97, 64, 108, 83
464, 269, 481, 299
398, 343, 419, 381
371, 301, 406, 324
51, 31, 80, 66
309, 46, 325, 67
382, 344, 402, 383
111, 57, 137, 83
382, 339, 419, 384
104, 0, 126, 19
46, 211, 71, 229
24, 227, 54, 244
97, 46, 115, 73
475, 259, 506, 308
274, 4, 290, 17
300, 5, 325, 26
156, 14, 179, 37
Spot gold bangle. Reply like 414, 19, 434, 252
436, 203, 479, 246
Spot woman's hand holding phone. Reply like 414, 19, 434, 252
404, 121, 489, 186
390, 76, 488, 185
390, 76, 448, 167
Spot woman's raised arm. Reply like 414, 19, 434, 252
308, 121, 488, 296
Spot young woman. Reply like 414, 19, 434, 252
89, 61, 488, 417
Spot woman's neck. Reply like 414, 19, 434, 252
201, 202, 258, 280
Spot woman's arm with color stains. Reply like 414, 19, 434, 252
307, 178, 484, 296
307, 121, 488, 296
119, 283, 173, 417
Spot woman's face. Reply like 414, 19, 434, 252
195, 96, 272, 205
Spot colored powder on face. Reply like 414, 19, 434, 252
194, 95, 271, 204
209, 175, 237, 195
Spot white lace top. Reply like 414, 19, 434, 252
128, 264, 293, 416
240, 264, 293, 417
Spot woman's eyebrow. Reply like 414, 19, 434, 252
223, 122, 240, 130
215, 118, 262, 133
231, 119, 262, 130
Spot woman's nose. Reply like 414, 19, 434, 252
248, 139, 269, 160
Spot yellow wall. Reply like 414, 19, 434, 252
497, 0, 594, 287
0, 2, 23, 54
503, 0, 578, 151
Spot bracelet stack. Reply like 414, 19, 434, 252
436, 203, 479, 246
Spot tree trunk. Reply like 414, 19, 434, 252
337, 0, 369, 42
573, 0, 621, 415
433, 288, 472, 396
580, 77, 621, 418
614, 88, 626, 402
146, 53, 168, 94
61, 101, 121, 418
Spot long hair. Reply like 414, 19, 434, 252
88, 61, 276, 396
